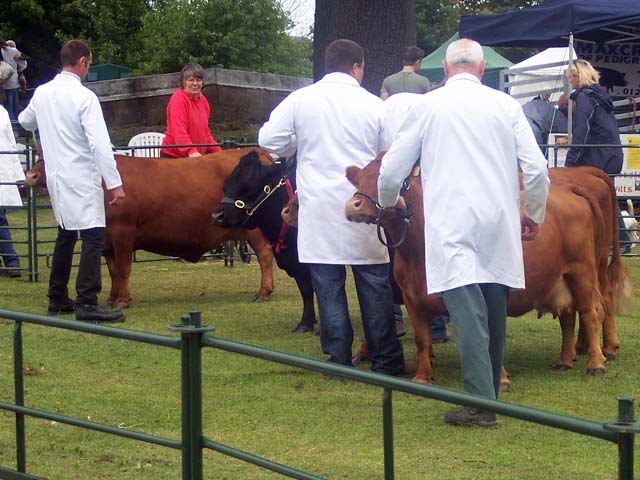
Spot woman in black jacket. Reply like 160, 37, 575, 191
565, 59, 623, 173
565, 59, 629, 250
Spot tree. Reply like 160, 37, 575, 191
137, 0, 311, 77
313, 0, 417, 94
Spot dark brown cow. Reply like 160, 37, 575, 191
26, 148, 276, 309
345, 156, 630, 384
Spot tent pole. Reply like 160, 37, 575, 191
567, 33, 574, 143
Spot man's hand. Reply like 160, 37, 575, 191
379, 196, 407, 224
108, 186, 125, 206
189, 151, 202, 157
521, 215, 539, 240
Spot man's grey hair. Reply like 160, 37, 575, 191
445, 39, 484, 67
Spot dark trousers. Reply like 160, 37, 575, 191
309, 263, 405, 375
48, 227, 105, 305
0, 208, 19, 267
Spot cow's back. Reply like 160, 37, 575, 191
106, 148, 271, 261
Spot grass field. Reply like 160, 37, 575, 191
1, 207, 639, 479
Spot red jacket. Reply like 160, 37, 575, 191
161, 89, 222, 157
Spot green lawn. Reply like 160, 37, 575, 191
0, 207, 639, 479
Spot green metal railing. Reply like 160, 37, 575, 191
0, 308, 638, 480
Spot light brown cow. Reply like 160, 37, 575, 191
345, 156, 630, 384
26, 148, 276, 309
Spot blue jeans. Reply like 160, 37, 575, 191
309, 263, 405, 375
442, 283, 508, 400
431, 315, 449, 339
3, 88, 19, 121
0, 208, 19, 267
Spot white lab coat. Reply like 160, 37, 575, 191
18, 72, 122, 230
378, 73, 549, 293
383, 92, 425, 138
259, 72, 390, 264
0, 105, 25, 206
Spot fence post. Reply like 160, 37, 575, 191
604, 396, 640, 480
13, 321, 26, 472
383, 388, 394, 480
169, 310, 214, 480
26, 146, 38, 283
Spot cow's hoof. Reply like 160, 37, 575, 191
412, 376, 432, 385
552, 362, 573, 371
291, 323, 314, 334
114, 301, 130, 310
603, 349, 618, 361
351, 353, 369, 365
587, 366, 606, 376
499, 381, 511, 393
253, 295, 271, 303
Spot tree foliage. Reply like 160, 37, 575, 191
136, 0, 311, 77
0, 0, 311, 87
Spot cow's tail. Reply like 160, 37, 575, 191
603, 174, 632, 314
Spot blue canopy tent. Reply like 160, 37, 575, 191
458, 0, 640, 47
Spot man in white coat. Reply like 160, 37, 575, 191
19, 40, 126, 322
0, 104, 25, 277
378, 39, 550, 426
259, 39, 406, 375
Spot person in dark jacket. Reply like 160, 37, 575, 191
565, 60, 623, 174
565, 59, 629, 251
522, 94, 567, 155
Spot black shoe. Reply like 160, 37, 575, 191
48, 298, 75, 316
444, 407, 497, 428
76, 304, 125, 323
0, 268, 21, 278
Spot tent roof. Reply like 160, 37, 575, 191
459, 0, 640, 47
418, 33, 512, 87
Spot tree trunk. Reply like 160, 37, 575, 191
314, 0, 417, 94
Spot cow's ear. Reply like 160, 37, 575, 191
345, 165, 361, 187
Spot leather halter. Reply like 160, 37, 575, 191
219, 176, 287, 225
350, 164, 418, 248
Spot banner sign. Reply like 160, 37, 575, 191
576, 41, 640, 97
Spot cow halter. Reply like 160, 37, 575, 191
350, 163, 419, 248
219, 176, 287, 223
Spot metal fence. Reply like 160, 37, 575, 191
1, 141, 261, 281
0, 308, 638, 480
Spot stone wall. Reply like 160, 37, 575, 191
85, 67, 312, 127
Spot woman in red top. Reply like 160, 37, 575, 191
160, 63, 223, 157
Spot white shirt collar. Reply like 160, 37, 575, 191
445, 72, 481, 86
59, 70, 82, 82
320, 72, 360, 87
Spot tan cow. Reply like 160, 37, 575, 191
345, 156, 630, 384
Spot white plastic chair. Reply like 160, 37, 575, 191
127, 132, 166, 157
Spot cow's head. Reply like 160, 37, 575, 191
345, 152, 409, 226
345, 154, 384, 224
212, 150, 286, 228
25, 159, 46, 188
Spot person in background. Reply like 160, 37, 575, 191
378, 39, 549, 427
6, 41, 27, 92
380, 46, 431, 100
19, 39, 126, 322
564, 59, 631, 252
160, 63, 223, 158
1, 38, 27, 120
0, 104, 25, 277
259, 39, 407, 376
522, 93, 567, 155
